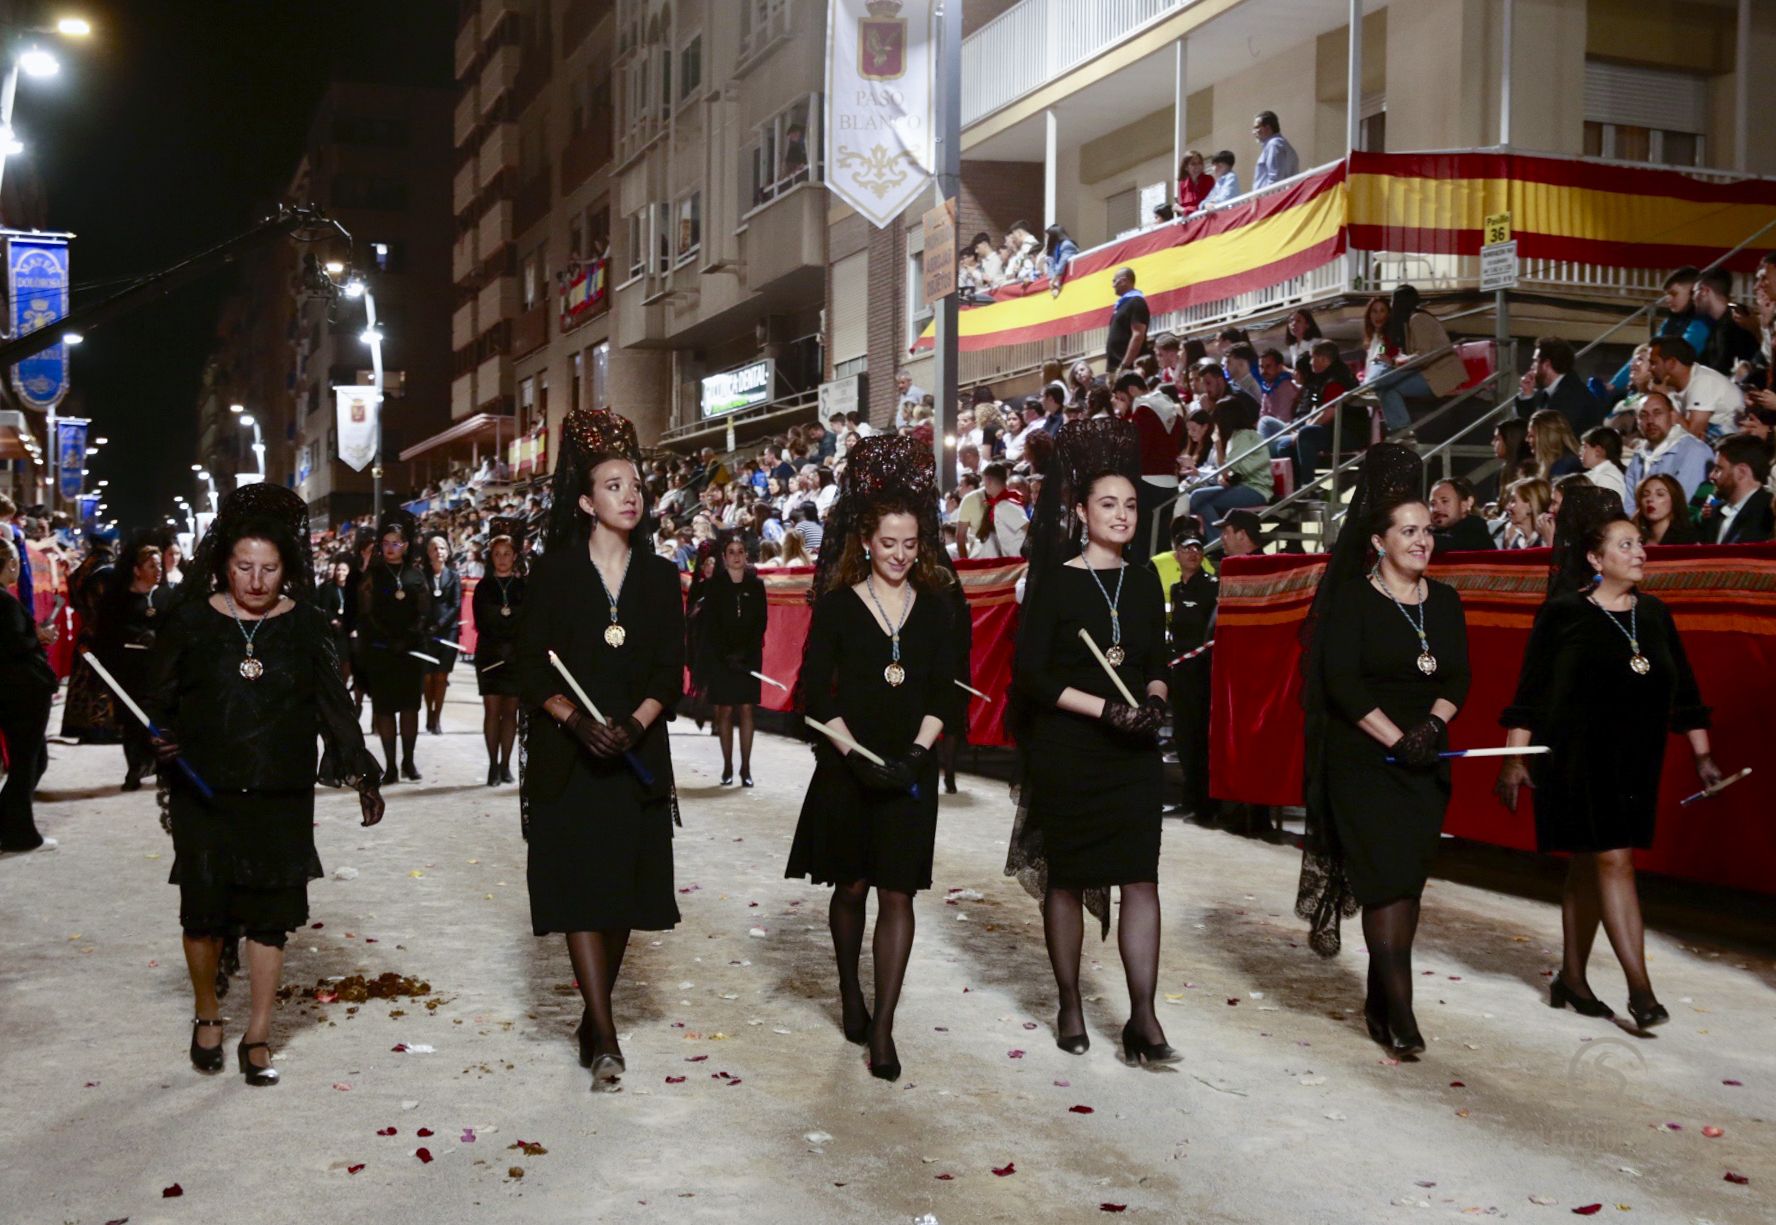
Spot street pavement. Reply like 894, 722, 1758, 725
2, 670, 1771, 1224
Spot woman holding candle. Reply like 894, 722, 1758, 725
470, 526, 526, 786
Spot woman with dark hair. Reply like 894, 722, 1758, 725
518, 407, 685, 1090
1293, 339, 1362, 484
358, 512, 430, 784
1177, 408, 1215, 472
1007, 417, 1175, 1067
786, 435, 958, 1082
1044, 223, 1080, 293
703, 531, 768, 786
1494, 486, 1719, 1029
1633, 474, 1700, 544
470, 530, 526, 785
59, 535, 120, 743
1284, 308, 1324, 366
143, 483, 385, 1085
1295, 444, 1471, 1058
420, 533, 462, 736
1177, 150, 1214, 215
0, 534, 57, 852
1366, 284, 1467, 433
96, 535, 172, 791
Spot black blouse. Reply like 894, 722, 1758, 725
423, 566, 463, 641
704, 569, 768, 665
1016, 564, 1169, 709
800, 583, 953, 757
358, 562, 431, 654
143, 600, 380, 792
1321, 578, 1472, 732
471, 572, 526, 654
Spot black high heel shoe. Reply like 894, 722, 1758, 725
1364, 1006, 1390, 1048
719, 768, 734, 786
1387, 1020, 1426, 1058
486, 763, 501, 787
741, 772, 754, 788
1120, 1021, 1182, 1067
189, 1018, 225, 1073
380, 764, 398, 787
1056, 1005, 1089, 1055
1627, 996, 1669, 1030
866, 1029, 901, 1082
401, 759, 421, 782
590, 1053, 624, 1090
499, 765, 515, 784
236, 1038, 279, 1086
1550, 973, 1615, 1019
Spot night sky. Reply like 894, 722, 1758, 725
30, 0, 452, 530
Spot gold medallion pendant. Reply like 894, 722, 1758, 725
883, 662, 906, 687
1416, 652, 1438, 676
240, 656, 265, 681
394, 589, 406, 601
1105, 645, 1126, 666
501, 606, 512, 617
604, 623, 627, 648
1629, 654, 1651, 676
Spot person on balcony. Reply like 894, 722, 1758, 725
1176, 150, 1214, 216
1250, 112, 1299, 190
1202, 151, 1241, 208
1044, 224, 1080, 298
1362, 285, 1466, 435
1690, 268, 1759, 378
781, 123, 809, 188
1515, 337, 1604, 436
1647, 336, 1740, 441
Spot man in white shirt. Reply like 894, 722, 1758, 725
1648, 335, 1740, 440
1619, 392, 1714, 513
893, 372, 928, 428
1250, 112, 1300, 190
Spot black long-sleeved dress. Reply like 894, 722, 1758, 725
144, 599, 381, 942
700, 568, 768, 705
1319, 577, 1471, 905
315, 579, 353, 659
471, 572, 526, 697
518, 544, 684, 934
785, 584, 952, 894
422, 565, 463, 673
1501, 591, 1709, 852
1012, 563, 1169, 890
357, 562, 431, 715
0, 588, 56, 849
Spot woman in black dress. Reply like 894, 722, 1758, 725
315, 558, 355, 684
96, 535, 173, 792
1494, 484, 1719, 1030
144, 484, 384, 1085
1007, 417, 1176, 1067
0, 534, 57, 852
702, 531, 768, 786
786, 435, 956, 1082
420, 533, 461, 736
471, 529, 525, 786
357, 512, 430, 784
518, 408, 684, 1091
60, 535, 120, 743
1296, 444, 1471, 1058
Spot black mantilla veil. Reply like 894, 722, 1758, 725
375, 507, 418, 553
178, 482, 316, 608
1295, 442, 1425, 957
1547, 482, 1630, 602
543, 407, 653, 553
1004, 417, 1144, 939
792, 433, 944, 716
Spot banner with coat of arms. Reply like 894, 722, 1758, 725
5, 232, 73, 411
334, 385, 382, 473
824, 0, 936, 228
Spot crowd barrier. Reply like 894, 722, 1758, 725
1213, 545, 1776, 897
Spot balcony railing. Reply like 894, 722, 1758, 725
961, 0, 1181, 128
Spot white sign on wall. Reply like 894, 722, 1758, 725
701, 360, 775, 418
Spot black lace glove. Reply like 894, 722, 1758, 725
1493, 755, 1533, 811
603, 714, 645, 755
565, 709, 619, 759
358, 786, 386, 827
1099, 697, 1164, 739
1391, 714, 1446, 768
845, 745, 919, 792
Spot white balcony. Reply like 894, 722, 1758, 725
962, 0, 1182, 127
451, 371, 476, 421
476, 199, 513, 253
477, 123, 518, 189
475, 353, 513, 409
452, 160, 478, 218
451, 300, 478, 352
479, 44, 520, 114
451, 231, 477, 286
476, 275, 519, 331
453, 89, 479, 149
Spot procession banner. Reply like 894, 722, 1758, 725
55, 417, 88, 502
4, 232, 72, 411
333, 385, 381, 473
825, 0, 936, 228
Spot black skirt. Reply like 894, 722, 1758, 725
476, 645, 521, 697
1023, 718, 1163, 889
704, 654, 761, 706
168, 787, 321, 939
785, 743, 940, 893
526, 756, 679, 934
360, 642, 423, 714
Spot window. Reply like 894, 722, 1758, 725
518, 375, 537, 433
675, 192, 702, 264
744, 95, 820, 212
1359, 94, 1386, 154
653, 201, 672, 275
906, 249, 933, 340
539, 372, 549, 425
591, 342, 610, 410
739, 0, 792, 62
679, 35, 702, 100
1583, 59, 1707, 168
571, 350, 583, 413
656, 43, 673, 121
521, 244, 546, 309
626, 211, 646, 280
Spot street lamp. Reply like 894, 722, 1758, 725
55, 18, 93, 38
229, 402, 244, 414
0, 17, 93, 197
17, 47, 57, 77
237, 410, 265, 478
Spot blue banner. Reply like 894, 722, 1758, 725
76, 493, 100, 522
7, 233, 72, 411
56, 418, 87, 501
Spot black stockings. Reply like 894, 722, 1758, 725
565, 928, 631, 1060
482, 696, 517, 767
1562, 850, 1653, 1004
1362, 897, 1422, 1029
714, 705, 756, 777
827, 881, 916, 1065
938, 733, 959, 787
1043, 884, 1166, 1044
423, 672, 449, 731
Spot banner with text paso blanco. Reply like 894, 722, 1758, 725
824, 0, 935, 228
333, 385, 381, 473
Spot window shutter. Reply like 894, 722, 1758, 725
829, 251, 868, 365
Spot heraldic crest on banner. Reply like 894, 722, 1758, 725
859, 0, 907, 80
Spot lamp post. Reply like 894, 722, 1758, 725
0, 16, 92, 201
238, 411, 265, 479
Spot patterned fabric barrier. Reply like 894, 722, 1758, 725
745, 557, 1026, 746
1212, 544, 1776, 896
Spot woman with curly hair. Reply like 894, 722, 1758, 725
786, 435, 959, 1082
143, 484, 385, 1085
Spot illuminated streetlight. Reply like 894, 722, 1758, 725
55, 17, 93, 38
324, 260, 345, 275
190, 463, 202, 471
61, 330, 81, 345
18, 48, 59, 77
239, 413, 255, 427
229, 402, 244, 414
343, 278, 365, 299
361, 327, 382, 345
93, 436, 108, 445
